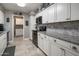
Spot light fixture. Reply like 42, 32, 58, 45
17, 3, 26, 7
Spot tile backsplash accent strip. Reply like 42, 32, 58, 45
48, 21, 79, 30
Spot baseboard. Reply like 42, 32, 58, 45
38, 46, 47, 56
23, 38, 30, 40
29, 39, 32, 41
8, 40, 14, 45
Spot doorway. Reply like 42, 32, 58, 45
14, 16, 24, 40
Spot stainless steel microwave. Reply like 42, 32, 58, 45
36, 16, 42, 25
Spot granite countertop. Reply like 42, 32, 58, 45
38, 31, 79, 45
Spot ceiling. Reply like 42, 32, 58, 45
1, 3, 42, 14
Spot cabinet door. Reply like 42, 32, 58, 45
42, 9, 48, 23
38, 33, 44, 51
57, 3, 70, 22
3, 38, 7, 50
51, 43, 64, 56
50, 38, 64, 56
38, 33, 50, 55
43, 35, 50, 55
42, 4, 57, 23
48, 4, 57, 23
0, 37, 3, 55
0, 10, 4, 24
71, 3, 79, 20
38, 33, 42, 49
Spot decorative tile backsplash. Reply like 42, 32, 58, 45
47, 21, 79, 36
48, 21, 79, 30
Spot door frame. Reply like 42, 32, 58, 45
14, 16, 23, 37
12, 15, 24, 42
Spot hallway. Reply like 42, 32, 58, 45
10, 37, 45, 56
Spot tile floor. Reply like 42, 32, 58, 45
9, 36, 45, 56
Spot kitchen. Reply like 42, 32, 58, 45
0, 3, 79, 56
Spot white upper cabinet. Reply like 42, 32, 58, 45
42, 4, 57, 23
47, 4, 57, 23
57, 3, 70, 22
36, 3, 79, 23
71, 3, 79, 20
0, 10, 4, 24
42, 10, 48, 23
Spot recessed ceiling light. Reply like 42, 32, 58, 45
17, 3, 26, 7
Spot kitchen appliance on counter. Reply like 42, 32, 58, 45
37, 25, 47, 31
32, 30, 38, 48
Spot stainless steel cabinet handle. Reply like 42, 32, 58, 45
72, 46, 79, 53
45, 36, 46, 38
72, 46, 77, 50
41, 38, 43, 39
54, 40, 56, 42
60, 48, 64, 51
66, 18, 70, 20
60, 48, 65, 55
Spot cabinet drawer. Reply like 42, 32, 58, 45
55, 39, 71, 49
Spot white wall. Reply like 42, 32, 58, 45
4, 11, 30, 41
4, 11, 13, 41
29, 13, 36, 40
23, 14, 30, 38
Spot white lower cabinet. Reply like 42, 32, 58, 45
50, 43, 64, 56
70, 43, 79, 56
38, 32, 79, 56
38, 33, 50, 55
0, 38, 3, 55
43, 35, 50, 55
64, 50, 74, 56
0, 33, 7, 56
50, 39, 74, 56
38, 33, 43, 50
50, 38, 64, 56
